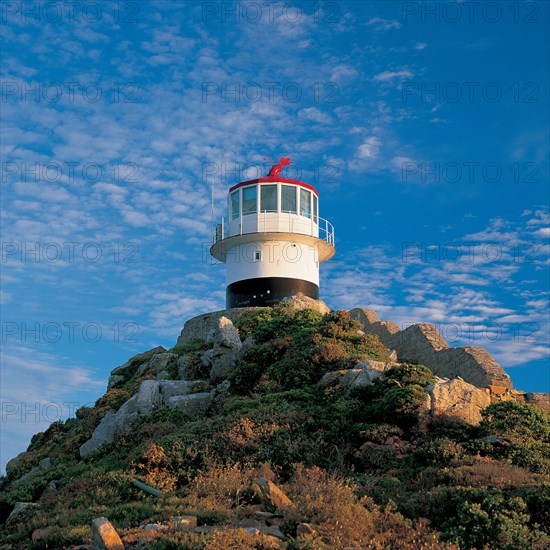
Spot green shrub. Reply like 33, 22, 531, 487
171, 339, 209, 356
440, 488, 548, 549
414, 438, 464, 467
231, 308, 389, 394
382, 363, 436, 388
480, 401, 550, 473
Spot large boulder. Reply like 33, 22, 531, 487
318, 360, 398, 391
388, 323, 449, 364
178, 308, 260, 345
168, 392, 214, 417
435, 347, 512, 389
318, 368, 384, 390
136, 379, 161, 414
207, 317, 243, 381
426, 377, 491, 425
349, 308, 400, 343
79, 412, 119, 457
350, 307, 512, 390
177, 355, 193, 379
282, 294, 330, 314
208, 316, 242, 347
254, 478, 294, 511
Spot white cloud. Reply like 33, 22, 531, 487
374, 69, 413, 82
367, 17, 402, 31
298, 107, 332, 124
534, 227, 550, 237
357, 137, 381, 160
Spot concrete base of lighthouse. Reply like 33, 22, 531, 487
226, 277, 319, 308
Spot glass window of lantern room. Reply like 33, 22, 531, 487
230, 190, 240, 221
242, 186, 257, 215
281, 185, 297, 213
313, 194, 318, 223
261, 184, 278, 212
300, 188, 311, 218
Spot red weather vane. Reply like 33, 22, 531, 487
264, 156, 291, 178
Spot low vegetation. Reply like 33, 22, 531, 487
0, 305, 548, 549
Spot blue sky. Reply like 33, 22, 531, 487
1, 0, 549, 473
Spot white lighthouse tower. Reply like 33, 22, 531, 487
210, 157, 336, 308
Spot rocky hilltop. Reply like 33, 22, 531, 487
1, 297, 549, 549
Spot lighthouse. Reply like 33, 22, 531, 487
210, 158, 336, 308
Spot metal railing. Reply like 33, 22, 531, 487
213, 211, 335, 246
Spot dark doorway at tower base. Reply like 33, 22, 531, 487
226, 277, 319, 308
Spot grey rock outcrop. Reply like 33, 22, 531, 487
168, 392, 213, 417
350, 308, 512, 389
319, 359, 399, 391
7, 501, 38, 522
178, 308, 260, 345
319, 367, 385, 390
7, 456, 52, 486
349, 307, 400, 342
206, 317, 243, 381
319, 366, 491, 425
107, 375, 125, 389
137, 352, 177, 376
108, 345, 167, 389
80, 379, 213, 457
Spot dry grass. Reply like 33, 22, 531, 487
204, 528, 280, 549
449, 456, 549, 489
183, 461, 273, 510
282, 465, 455, 549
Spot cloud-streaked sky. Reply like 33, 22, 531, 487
1, 0, 549, 472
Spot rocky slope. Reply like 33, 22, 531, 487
1, 298, 548, 549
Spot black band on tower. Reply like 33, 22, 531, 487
227, 277, 319, 308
